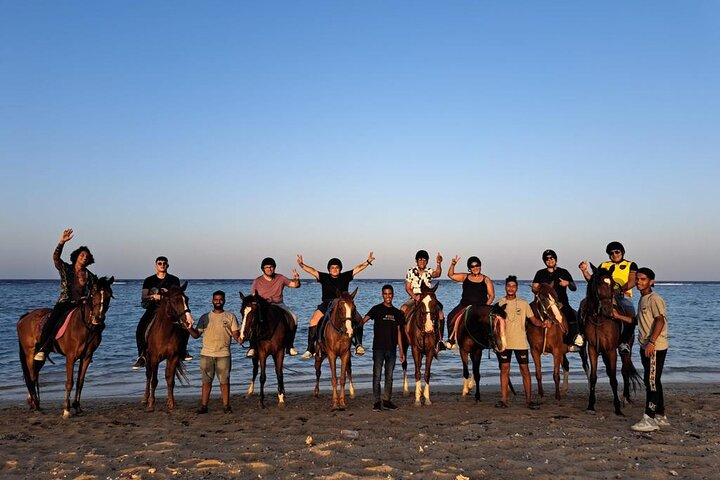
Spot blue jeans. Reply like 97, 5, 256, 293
372, 348, 397, 403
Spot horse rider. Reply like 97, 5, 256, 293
531, 249, 583, 351
579, 241, 638, 355
34, 228, 98, 361
132, 255, 184, 369
297, 252, 375, 359
401, 250, 446, 351
445, 255, 495, 349
247, 257, 301, 358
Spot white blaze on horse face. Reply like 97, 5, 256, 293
240, 305, 252, 341
421, 295, 434, 333
603, 277, 612, 285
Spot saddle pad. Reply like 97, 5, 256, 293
55, 308, 79, 339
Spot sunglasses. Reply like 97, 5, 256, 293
609, 250, 622, 255
156, 261, 168, 266
469, 264, 480, 268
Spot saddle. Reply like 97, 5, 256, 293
38, 308, 78, 341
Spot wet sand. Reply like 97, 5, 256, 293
1, 382, 718, 479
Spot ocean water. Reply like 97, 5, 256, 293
1, 278, 718, 402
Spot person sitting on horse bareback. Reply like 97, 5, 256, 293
531, 249, 584, 351
246, 257, 302, 358
34, 228, 98, 362
579, 241, 638, 355
445, 255, 495, 349
297, 253, 374, 359
400, 250, 446, 351
132, 255, 182, 369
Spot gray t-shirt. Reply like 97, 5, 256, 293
196, 311, 239, 357
636, 291, 669, 350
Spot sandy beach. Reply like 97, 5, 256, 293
1, 382, 718, 479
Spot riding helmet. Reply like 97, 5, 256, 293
466, 256, 481, 269
605, 241, 625, 255
261, 257, 276, 269
542, 249, 557, 261
415, 250, 430, 261
327, 258, 343, 270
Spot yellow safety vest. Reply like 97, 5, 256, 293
600, 260, 634, 297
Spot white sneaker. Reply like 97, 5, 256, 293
246, 348, 255, 358
288, 347, 299, 356
573, 334, 585, 348
655, 415, 671, 427
619, 343, 631, 355
631, 414, 659, 432
301, 350, 313, 360
444, 341, 453, 350
355, 345, 366, 356
34, 351, 45, 361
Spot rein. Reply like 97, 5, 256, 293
461, 306, 492, 349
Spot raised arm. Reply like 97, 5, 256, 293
297, 255, 320, 280
53, 228, 74, 270
287, 268, 301, 288
351, 251, 375, 277
431, 252, 443, 278
579, 261, 592, 281
447, 256, 467, 282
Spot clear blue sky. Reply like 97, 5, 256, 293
1, 1, 718, 280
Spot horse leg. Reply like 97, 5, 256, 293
402, 343, 409, 396
275, 352, 286, 407
338, 353, 348, 410
259, 353, 267, 409
602, 351, 623, 416
552, 353, 562, 401
329, 354, 339, 411
248, 356, 259, 398
314, 353, 322, 397
347, 356, 355, 399
413, 348, 422, 406
423, 353, 432, 405
472, 349, 482, 402
165, 357, 177, 410
460, 349, 471, 396
530, 347, 544, 399
561, 354, 570, 397
63, 357, 75, 418
620, 350, 636, 406
586, 349, 598, 413
146, 362, 158, 412
72, 357, 93, 414
20, 343, 41, 411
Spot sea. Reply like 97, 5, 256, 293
1, 279, 718, 402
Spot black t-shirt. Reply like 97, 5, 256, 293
532, 267, 574, 306
318, 271, 354, 302
366, 303, 405, 351
142, 273, 180, 308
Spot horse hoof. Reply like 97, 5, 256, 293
62, 410, 71, 419
414, 400, 421, 407
424, 399, 432, 406
585, 409, 596, 415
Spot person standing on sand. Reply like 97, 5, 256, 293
402, 250, 446, 351
612, 267, 670, 432
132, 255, 183, 369
495, 276, 548, 409
297, 253, 375, 359
247, 257, 301, 358
362, 284, 406, 411
187, 290, 241, 414
34, 228, 98, 361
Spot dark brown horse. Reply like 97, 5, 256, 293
580, 265, 641, 415
314, 289, 357, 411
400, 283, 440, 406
17, 276, 114, 417
528, 284, 588, 401
455, 302, 507, 401
239, 291, 290, 408
142, 282, 191, 412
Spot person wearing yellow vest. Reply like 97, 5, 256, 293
579, 241, 638, 355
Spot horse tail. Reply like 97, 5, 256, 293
18, 338, 39, 407
174, 358, 189, 385
626, 356, 643, 393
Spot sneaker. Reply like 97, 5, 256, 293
567, 345, 579, 353
355, 345, 366, 356
631, 414, 659, 432
132, 356, 145, 370
573, 334, 585, 348
246, 348, 255, 358
372, 402, 382, 412
223, 405, 233, 414
184, 354, 194, 361
619, 343, 631, 355
33, 351, 45, 362
444, 341, 453, 350
301, 350, 313, 360
382, 400, 398, 410
437, 342, 447, 352
197, 405, 208, 414
288, 347, 299, 356
655, 415, 671, 427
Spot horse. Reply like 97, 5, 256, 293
239, 291, 290, 408
455, 302, 507, 401
142, 282, 191, 412
580, 265, 641, 415
400, 283, 441, 406
313, 289, 357, 411
17, 276, 114, 417
527, 284, 588, 401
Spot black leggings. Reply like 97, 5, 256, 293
640, 347, 667, 417
36, 302, 75, 352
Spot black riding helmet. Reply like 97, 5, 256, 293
327, 258, 343, 270
542, 249, 557, 261
261, 257, 276, 269
466, 256, 481, 269
415, 250, 430, 261
605, 242, 625, 255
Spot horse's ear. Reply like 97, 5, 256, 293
181, 281, 188, 292
108, 276, 115, 285
608, 264, 616, 274
430, 283, 439, 293
239, 291, 246, 301
350, 287, 358, 299
590, 263, 598, 274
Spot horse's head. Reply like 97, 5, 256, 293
534, 283, 564, 324
161, 282, 191, 325
88, 276, 114, 326
587, 264, 615, 317
238, 291, 270, 343
415, 283, 439, 333
489, 302, 507, 321
331, 288, 358, 338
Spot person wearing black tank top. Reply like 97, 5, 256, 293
445, 256, 495, 348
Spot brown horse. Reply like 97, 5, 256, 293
455, 302, 507, 401
527, 284, 588, 401
400, 283, 440, 406
239, 291, 290, 408
580, 265, 641, 415
313, 289, 357, 411
142, 282, 191, 412
17, 276, 114, 417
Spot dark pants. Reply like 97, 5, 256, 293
617, 295, 636, 345
563, 305, 579, 344
372, 348, 397, 403
640, 348, 667, 417
136, 307, 157, 356
36, 301, 75, 353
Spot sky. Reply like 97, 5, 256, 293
1, 1, 719, 280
